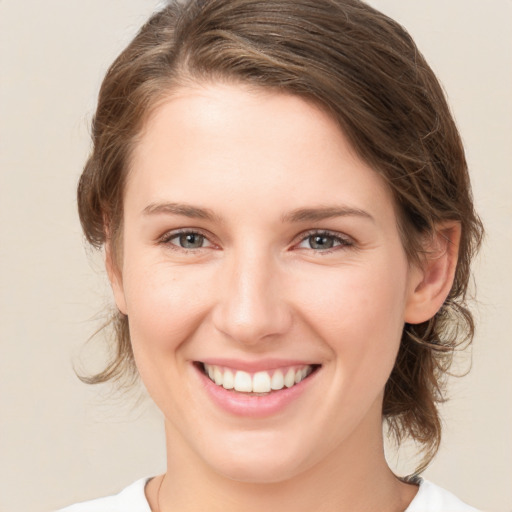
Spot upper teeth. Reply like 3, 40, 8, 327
203, 364, 313, 393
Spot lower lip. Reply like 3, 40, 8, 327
194, 364, 319, 418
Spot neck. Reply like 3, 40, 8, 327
150, 409, 417, 512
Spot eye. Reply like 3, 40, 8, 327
160, 230, 214, 250
177, 232, 207, 249
297, 231, 353, 251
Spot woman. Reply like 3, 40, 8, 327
59, 0, 483, 510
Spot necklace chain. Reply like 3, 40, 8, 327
155, 473, 165, 512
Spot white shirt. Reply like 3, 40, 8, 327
57, 477, 480, 511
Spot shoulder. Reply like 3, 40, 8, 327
406, 479, 480, 512
56, 478, 152, 512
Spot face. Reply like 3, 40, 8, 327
110, 82, 424, 483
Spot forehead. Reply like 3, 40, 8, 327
126, 82, 396, 227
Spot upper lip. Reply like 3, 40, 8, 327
196, 358, 321, 373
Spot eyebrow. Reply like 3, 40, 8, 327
282, 206, 375, 224
143, 202, 374, 224
143, 202, 221, 222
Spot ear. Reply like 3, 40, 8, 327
105, 239, 128, 315
404, 222, 461, 324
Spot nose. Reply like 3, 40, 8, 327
211, 248, 293, 346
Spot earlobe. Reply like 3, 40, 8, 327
404, 222, 461, 324
105, 241, 128, 315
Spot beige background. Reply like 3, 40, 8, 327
0, 1, 510, 511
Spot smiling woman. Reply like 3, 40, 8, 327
58, 1, 483, 511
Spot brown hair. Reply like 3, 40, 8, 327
78, 0, 483, 473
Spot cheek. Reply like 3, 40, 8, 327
296, 260, 408, 383
299, 258, 407, 330
120, 259, 215, 408
121, 259, 212, 355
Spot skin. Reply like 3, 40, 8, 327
107, 82, 460, 512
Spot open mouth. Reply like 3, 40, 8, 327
196, 362, 321, 396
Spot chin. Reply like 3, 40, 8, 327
213, 456, 307, 484
196, 430, 316, 484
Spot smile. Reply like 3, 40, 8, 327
201, 363, 316, 394
194, 360, 321, 417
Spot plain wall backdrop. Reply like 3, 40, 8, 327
0, 1, 511, 511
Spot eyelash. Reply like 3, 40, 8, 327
158, 229, 354, 253
158, 229, 214, 251
295, 229, 354, 253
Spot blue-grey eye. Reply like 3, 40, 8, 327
308, 234, 335, 250
297, 232, 351, 251
178, 232, 205, 248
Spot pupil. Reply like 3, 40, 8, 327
310, 235, 333, 249
180, 233, 203, 248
